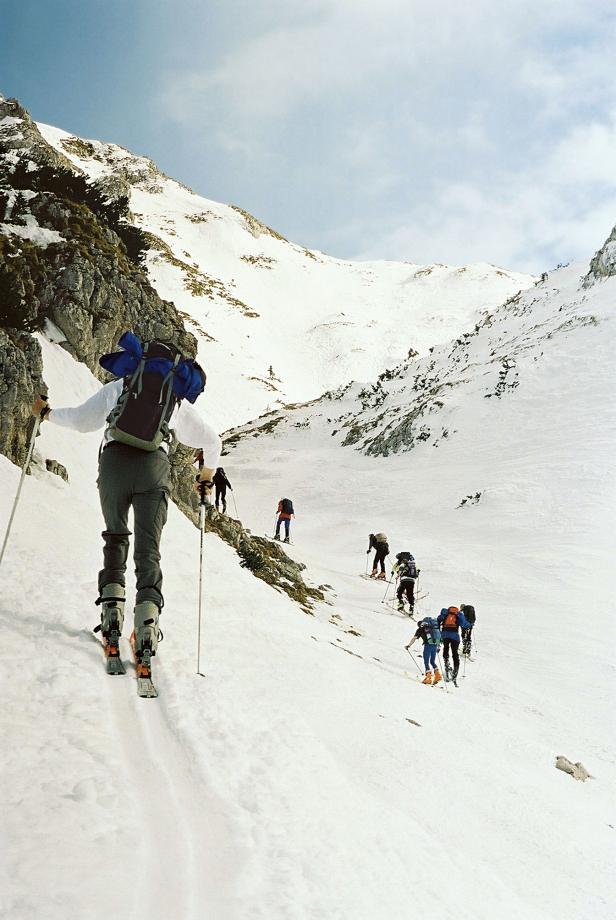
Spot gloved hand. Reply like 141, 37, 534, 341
32, 397, 51, 419
194, 465, 215, 499
366, 549, 370, 554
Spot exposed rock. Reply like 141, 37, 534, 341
0, 96, 324, 611
0, 329, 44, 467
555, 756, 592, 782
584, 224, 616, 286
45, 458, 69, 481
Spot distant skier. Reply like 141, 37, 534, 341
367, 532, 389, 579
275, 497, 294, 543
213, 466, 232, 513
391, 551, 419, 613
437, 606, 471, 683
460, 603, 476, 656
405, 616, 442, 685
31, 332, 221, 689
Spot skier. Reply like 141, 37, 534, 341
460, 603, 476, 656
405, 616, 442, 685
366, 532, 389, 579
213, 466, 232, 513
275, 497, 294, 543
391, 551, 419, 613
437, 605, 471, 683
31, 332, 221, 689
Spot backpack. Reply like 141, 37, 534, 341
281, 498, 294, 515
422, 617, 441, 646
396, 551, 413, 562
374, 532, 388, 544
100, 331, 206, 452
400, 559, 417, 579
443, 606, 460, 630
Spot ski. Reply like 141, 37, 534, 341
106, 654, 126, 676
93, 627, 126, 675
136, 675, 158, 699
130, 634, 159, 699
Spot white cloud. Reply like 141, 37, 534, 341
157, 1, 616, 272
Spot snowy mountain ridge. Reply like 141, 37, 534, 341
32, 115, 534, 431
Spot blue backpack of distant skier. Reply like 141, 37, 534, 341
421, 617, 441, 646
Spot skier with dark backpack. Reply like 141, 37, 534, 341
391, 551, 419, 613
31, 331, 221, 695
437, 605, 471, 683
405, 616, 442, 685
275, 497, 294, 543
213, 467, 232, 513
367, 532, 389, 579
460, 603, 476, 656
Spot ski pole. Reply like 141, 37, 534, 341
381, 575, 394, 603
231, 490, 239, 519
0, 414, 41, 570
196, 457, 209, 677
365, 553, 369, 576
405, 645, 423, 676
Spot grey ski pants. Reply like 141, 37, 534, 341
97, 443, 170, 607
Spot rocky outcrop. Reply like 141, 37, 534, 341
0, 97, 325, 611
584, 224, 616, 285
555, 756, 592, 782
0, 329, 44, 467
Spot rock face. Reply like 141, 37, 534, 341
584, 224, 616, 285
0, 96, 324, 611
0, 329, 44, 467
555, 756, 592, 782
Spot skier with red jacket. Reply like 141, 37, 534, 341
275, 498, 294, 543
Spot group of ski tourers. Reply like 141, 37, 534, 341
19, 327, 477, 696
367, 532, 477, 686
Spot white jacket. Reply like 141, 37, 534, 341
50, 379, 222, 469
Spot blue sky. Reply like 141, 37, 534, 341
2, 0, 616, 273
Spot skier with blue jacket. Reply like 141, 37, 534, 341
437, 606, 471, 682
405, 617, 442, 685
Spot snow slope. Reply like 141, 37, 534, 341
2, 257, 614, 918
37, 121, 533, 431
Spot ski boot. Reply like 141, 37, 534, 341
283, 536, 290, 544
370, 569, 378, 578
274, 533, 281, 541
132, 600, 160, 673
377, 572, 386, 580
95, 583, 125, 674
422, 671, 433, 684
432, 667, 442, 685
444, 662, 452, 682
397, 600, 405, 612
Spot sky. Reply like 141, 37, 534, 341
2, 0, 616, 273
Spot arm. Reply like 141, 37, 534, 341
173, 401, 222, 471
46, 381, 122, 433
405, 628, 421, 649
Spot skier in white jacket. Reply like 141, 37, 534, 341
31, 342, 221, 679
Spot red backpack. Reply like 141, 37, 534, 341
443, 607, 460, 629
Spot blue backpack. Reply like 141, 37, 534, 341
421, 617, 441, 646
100, 331, 206, 451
